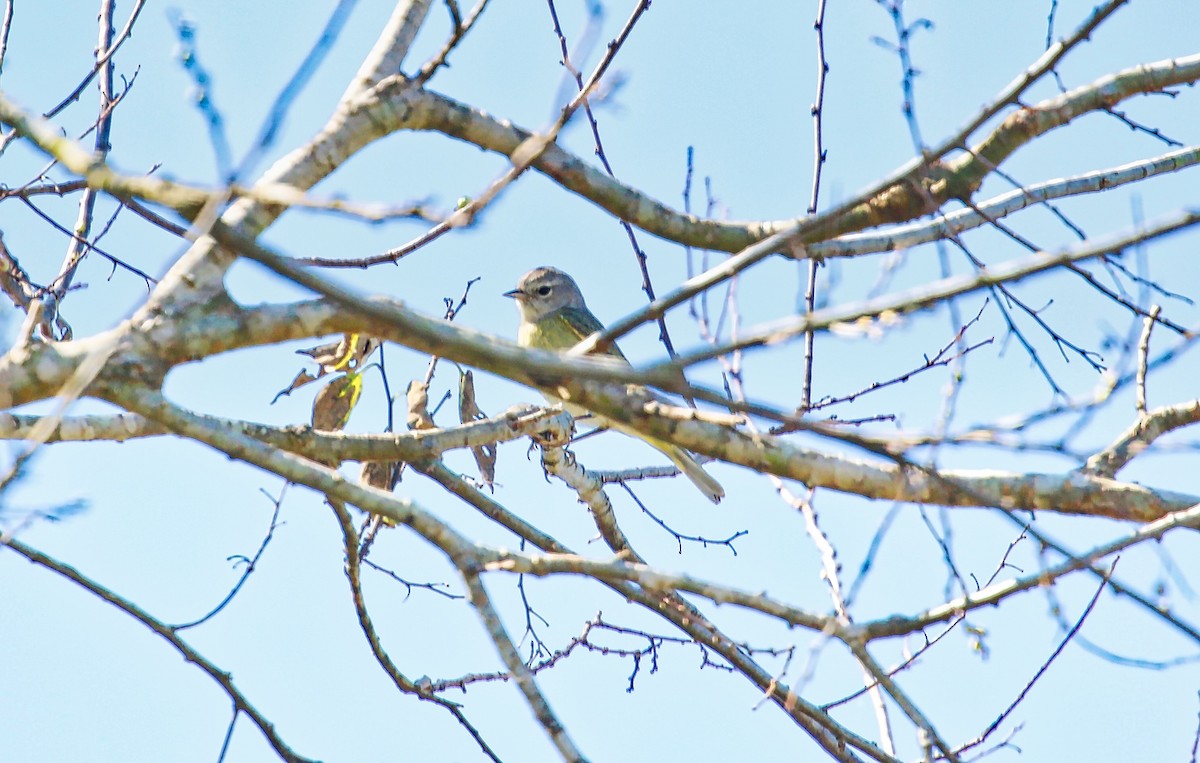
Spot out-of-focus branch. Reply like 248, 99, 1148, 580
340, 0, 433, 101
0, 0, 12, 77
0, 411, 166, 442
1084, 399, 1200, 478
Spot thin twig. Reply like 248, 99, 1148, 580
954, 561, 1116, 756
0, 537, 316, 763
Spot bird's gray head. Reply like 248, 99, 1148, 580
503, 267, 588, 322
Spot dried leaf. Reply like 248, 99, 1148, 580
360, 460, 402, 491
360, 460, 402, 527
271, 369, 319, 403
458, 370, 486, 422
407, 380, 435, 431
312, 372, 363, 432
459, 370, 495, 488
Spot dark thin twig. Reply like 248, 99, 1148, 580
1047, 2, 1184, 151
1102, 103, 1183, 148
174, 487, 287, 629
361, 557, 464, 600
422, 276, 480, 386
17, 197, 157, 287
1039, 575, 1198, 669
545, 0, 680, 359
0, 537, 316, 763
800, 0, 831, 411
987, 161, 1087, 241
121, 194, 190, 238
1103, 254, 1192, 306
296, 217, 456, 267
47, 0, 118, 340
617, 482, 747, 555
301, 0, 647, 271
823, 618, 963, 711
516, 549, 554, 663
0, 0, 146, 154
216, 703, 239, 763
995, 511, 1200, 646
797, 312, 992, 418
461, 570, 584, 761
40, 0, 148, 121
816, 522, 1031, 710
955, 561, 1116, 756
954, 181, 1186, 336
414, 0, 493, 87
327, 500, 502, 761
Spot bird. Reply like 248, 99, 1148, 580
504, 266, 724, 504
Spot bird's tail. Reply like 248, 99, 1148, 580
595, 416, 725, 504
651, 438, 725, 505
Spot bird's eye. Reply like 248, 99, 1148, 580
537, 285, 552, 296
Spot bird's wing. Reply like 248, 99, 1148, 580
559, 307, 628, 362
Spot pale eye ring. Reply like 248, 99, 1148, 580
537, 285, 552, 296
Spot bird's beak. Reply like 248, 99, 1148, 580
502, 288, 524, 300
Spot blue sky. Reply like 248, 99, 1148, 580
2, 1, 1199, 761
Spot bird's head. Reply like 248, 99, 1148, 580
503, 266, 587, 322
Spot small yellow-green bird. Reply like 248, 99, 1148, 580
505, 266, 724, 504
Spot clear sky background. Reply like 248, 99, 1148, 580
2, 1, 1199, 761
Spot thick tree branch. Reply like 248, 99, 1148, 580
0, 406, 571, 462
